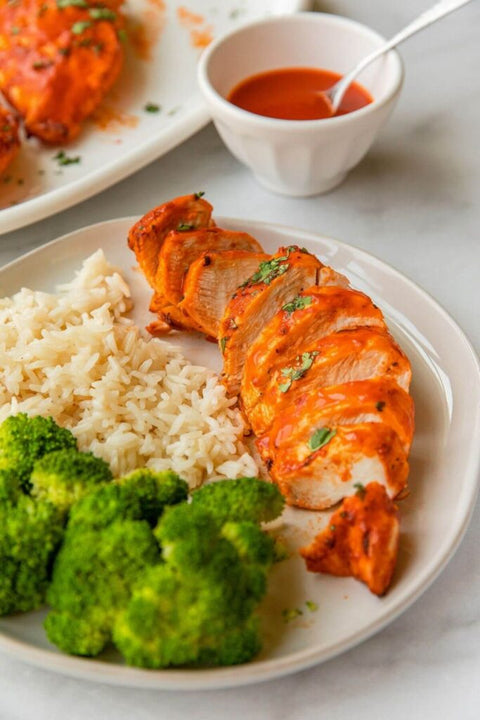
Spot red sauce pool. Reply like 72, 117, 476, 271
227, 67, 373, 120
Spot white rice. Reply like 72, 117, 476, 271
0, 249, 258, 487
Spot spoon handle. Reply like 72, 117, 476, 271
330, 0, 474, 112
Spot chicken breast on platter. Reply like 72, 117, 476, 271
0, 0, 126, 144
300, 482, 400, 596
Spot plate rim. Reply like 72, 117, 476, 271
0, 215, 479, 690
0, 0, 311, 236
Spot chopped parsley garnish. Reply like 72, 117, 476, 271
308, 427, 336, 452
278, 351, 318, 393
194, 191, 205, 199
57, 0, 88, 7
58, 46, 70, 55
32, 59, 52, 70
220, 337, 228, 354
329, 525, 336, 532
282, 607, 303, 623
11, 25, 20, 34
117, 28, 127, 43
282, 295, 313, 315
71, 20, 92, 34
305, 600, 318, 612
144, 102, 161, 113
241, 256, 290, 287
376, 401, 386, 412
53, 150, 81, 166
354, 482, 366, 498
177, 223, 194, 231
89, 7, 116, 20
1, 125, 11, 132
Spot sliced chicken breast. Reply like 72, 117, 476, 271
219, 247, 325, 396
257, 422, 409, 510
241, 287, 388, 428
300, 481, 400, 595
179, 250, 270, 339
127, 193, 214, 288
244, 326, 412, 435
259, 378, 415, 458
157, 227, 263, 306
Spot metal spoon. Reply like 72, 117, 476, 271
324, 0, 475, 116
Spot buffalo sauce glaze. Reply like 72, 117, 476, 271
227, 67, 373, 120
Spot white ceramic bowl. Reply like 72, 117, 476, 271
197, 12, 404, 196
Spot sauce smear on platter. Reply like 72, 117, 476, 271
228, 67, 373, 120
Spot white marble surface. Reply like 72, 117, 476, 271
0, 0, 479, 718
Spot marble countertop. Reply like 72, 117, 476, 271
0, 1, 479, 718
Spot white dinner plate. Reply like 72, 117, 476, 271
0, 0, 309, 235
0, 217, 479, 690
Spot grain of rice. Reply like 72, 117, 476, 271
0, 249, 258, 487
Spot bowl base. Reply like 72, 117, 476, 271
253, 170, 349, 197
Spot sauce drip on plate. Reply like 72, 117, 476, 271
227, 67, 373, 120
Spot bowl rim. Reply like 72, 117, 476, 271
197, 11, 405, 131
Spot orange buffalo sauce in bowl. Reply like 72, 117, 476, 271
227, 67, 373, 120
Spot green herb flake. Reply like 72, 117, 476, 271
305, 600, 318, 612
53, 150, 81, 166
71, 20, 92, 34
11, 25, 20, 34
58, 46, 70, 56
117, 28, 127, 43
144, 102, 161, 113
194, 191, 205, 199
89, 7, 116, 20
354, 482, 366, 499
278, 351, 318, 392
1, 125, 11, 132
57, 0, 88, 7
242, 256, 290, 288
282, 607, 303, 623
282, 295, 313, 315
177, 223, 194, 231
220, 337, 228, 354
376, 401, 386, 412
308, 427, 336, 452
32, 59, 52, 70
329, 524, 336, 532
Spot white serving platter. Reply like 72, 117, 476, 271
0, 216, 478, 690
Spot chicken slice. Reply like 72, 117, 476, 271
0, 0, 125, 144
300, 482, 400, 596
157, 227, 263, 306
179, 250, 270, 339
257, 422, 409, 510
146, 292, 204, 335
0, 106, 20, 175
244, 326, 412, 436
259, 377, 414, 459
241, 287, 387, 429
219, 247, 325, 396
128, 194, 214, 289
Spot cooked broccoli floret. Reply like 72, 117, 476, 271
191, 476, 285, 525
45, 520, 161, 656
30, 449, 113, 514
67, 469, 188, 531
113, 480, 284, 669
0, 414, 77, 491
0, 467, 23, 504
44, 469, 188, 656
0, 496, 64, 615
